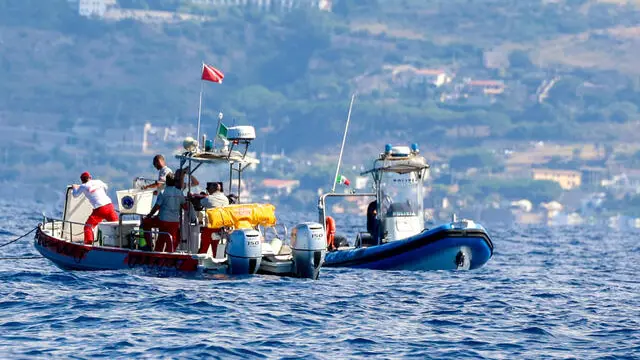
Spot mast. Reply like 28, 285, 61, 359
331, 93, 357, 193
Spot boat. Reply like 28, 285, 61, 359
318, 143, 493, 271
35, 122, 326, 279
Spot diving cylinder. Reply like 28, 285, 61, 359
226, 229, 262, 275
290, 222, 326, 279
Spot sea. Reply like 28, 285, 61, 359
0, 202, 639, 359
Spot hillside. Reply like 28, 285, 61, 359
3, 0, 640, 200
3, 1, 640, 150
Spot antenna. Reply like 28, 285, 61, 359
331, 93, 357, 193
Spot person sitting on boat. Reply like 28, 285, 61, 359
366, 200, 379, 241
142, 173, 185, 252
143, 154, 172, 190
200, 182, 229, 209
72, 172, 119, 245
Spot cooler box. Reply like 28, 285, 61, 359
116, 189, 155, 215
97, 220, 140, 247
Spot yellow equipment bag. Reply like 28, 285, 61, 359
205, 203, 277, 229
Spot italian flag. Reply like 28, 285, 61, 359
336, 174, 350, 186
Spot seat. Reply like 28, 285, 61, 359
355, 232, 377, 248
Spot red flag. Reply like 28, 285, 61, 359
201, 63, 224, 83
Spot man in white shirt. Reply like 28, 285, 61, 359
143, 154, 172, 190
201, 182, 229, 209
72, 172, 118, 245
197, 182, 230, 254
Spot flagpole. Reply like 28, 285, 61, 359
331, 93, 357, 193
196, 80, 204, 148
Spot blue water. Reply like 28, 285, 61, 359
1, 205, 639, 359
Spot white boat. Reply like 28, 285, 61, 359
35, 125, 326, 279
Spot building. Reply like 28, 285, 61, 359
78, 0, 116, 17
580, 167, 608, 188
261, 179, 300, 195
532, 168, 582, 190
389, 65, 454, 88
463, 79, 506, 96
190, 0, 332, 11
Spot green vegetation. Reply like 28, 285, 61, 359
3, 0, 640, 156
460, 178, 564, 205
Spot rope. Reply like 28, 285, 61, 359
0, 227, 38, 248
0, 256, 42, 260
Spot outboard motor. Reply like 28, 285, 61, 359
290, 222, 326, 279
226, 229, 262, 275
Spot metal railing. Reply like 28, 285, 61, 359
40, 217, 175, 252
317, 192, 376, 229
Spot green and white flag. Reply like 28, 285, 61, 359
217, 122, 228, 139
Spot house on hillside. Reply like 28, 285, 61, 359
190, 0, 332, 12
261, 179, 300, 196
389, 66, 454, 88
77, 0, 116, 17
463, 79, 506, 96
532, 168, 582, 190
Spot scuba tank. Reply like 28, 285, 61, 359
134, 228, 151, 251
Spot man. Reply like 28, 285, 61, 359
143, 154, 172, 190
198, 182, 229, 254
72, 172, 118, 245
142, 173, 185, 252
200, 182, 229, 209
366, 200, 378, 241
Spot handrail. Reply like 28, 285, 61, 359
41, 218, 175, 252
317, 192, 376, 232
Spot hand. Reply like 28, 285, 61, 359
72, 184, 79, 190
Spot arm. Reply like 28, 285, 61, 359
146, 204, 160, 219
71, 184, 84, 197
143, 181, 163, 190
146, 192, 164, 218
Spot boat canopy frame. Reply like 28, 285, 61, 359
175, 148, 260, 204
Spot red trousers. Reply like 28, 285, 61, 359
142, 217, 180, 252
84, 203, 118, 245
198, 228, 221, 254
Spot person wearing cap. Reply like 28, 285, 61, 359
72, 172, 118, 245
143, 154, 172, 190
142, 173, 185, 252
200, 182, 229, 209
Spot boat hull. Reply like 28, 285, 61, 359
34, 227, 201, 273
323, 223, 493, 271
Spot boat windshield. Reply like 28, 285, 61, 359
379, 171, 423, 219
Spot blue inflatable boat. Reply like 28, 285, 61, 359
319, 143, 494, 271
322, 220, 493, 270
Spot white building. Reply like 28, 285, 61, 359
190, 0, 332, 12
78, 0, 116, 18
